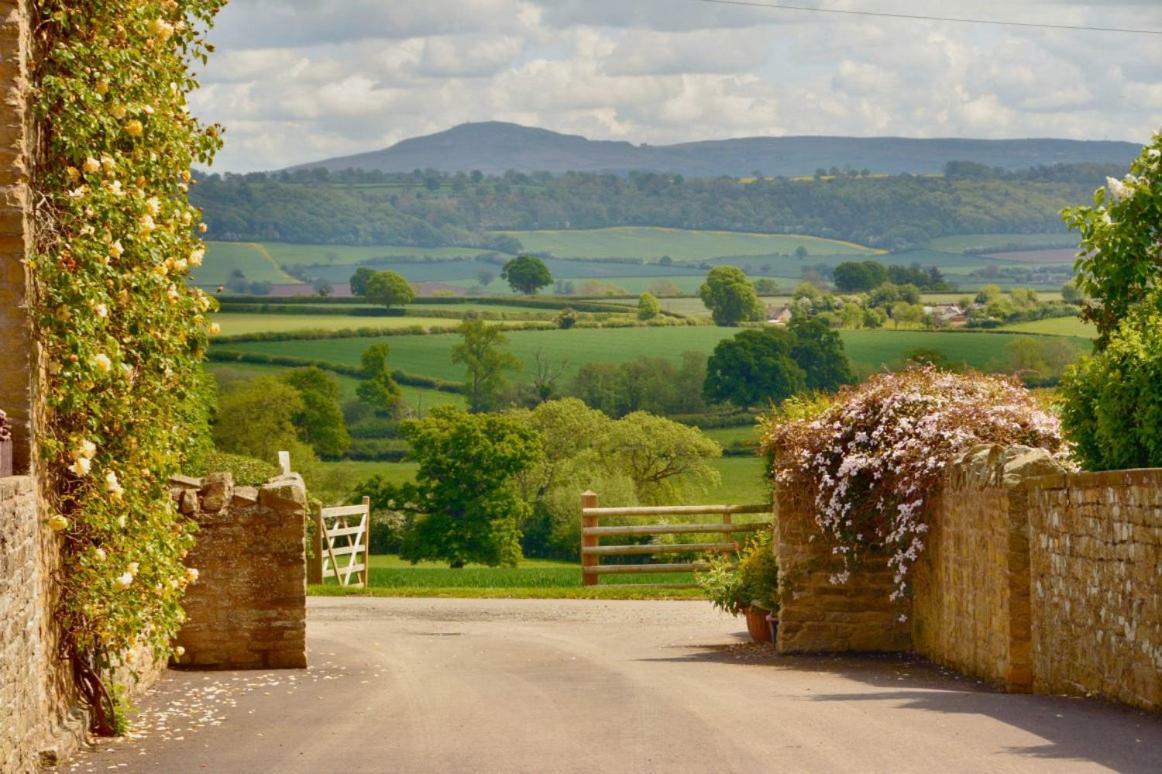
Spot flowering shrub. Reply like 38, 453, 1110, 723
1064, 131, 1162, 343
29, 0, 224, 733
762, 367, 1066, 609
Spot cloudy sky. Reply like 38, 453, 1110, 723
192, 0, 1162, 171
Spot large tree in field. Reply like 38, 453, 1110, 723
366, 270, 415, 309
452, 319, 522, 411
281, 367, 350, 459
357, 344, 403, 416
399, 408, 541, 568
703, 328, 806, 408
699, 266, 763, 326
502, 255, 553, 295
832, 260, 888, 292
350, 267, 376, 296
213, 377, 315, 464
787, 316, 855, 392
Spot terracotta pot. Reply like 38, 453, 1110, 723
744, 605, 773, 643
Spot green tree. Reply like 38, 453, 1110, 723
477, 268, 495, 287
281, 367, 350, 459
703, 328, 806, 408
452, 319, 522, 411
600, 412, 722, 504
1064, 133, 1162, 345
833, 260, 888, 292
754, 278, 780, 295
637, 292, 661, 320
787, 316, 855, 392
699, 265, 763, 326
399, 408, 541, 567
501, 255, 553, 295
213, 377, 315, 464
365, 270, 414, 310
350, 267, 376, 296
357, 344, 403, 416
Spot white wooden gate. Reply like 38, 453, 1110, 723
315, 496, 371, 588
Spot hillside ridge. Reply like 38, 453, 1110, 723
289, 121, 1140, 178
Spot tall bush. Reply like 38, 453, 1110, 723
1059, 305, 1162, 470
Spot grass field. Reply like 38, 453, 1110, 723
207, 362, 465, 409
1001, 316, 1096, 338
491, 227, 881, 261
257, 243, 499, 267
219, 326, 1088, 383
212, 313, 467, 336
927, 233, 1077, 253
193, 242, 302, 286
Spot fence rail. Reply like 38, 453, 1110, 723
580, 492, 770, 588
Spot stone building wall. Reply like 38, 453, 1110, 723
0, 476, 84, 771
171, 472, 308, 670
774, 487, 910, 654
1027, 468, 1162, 711
912, 445, 1064, 691
0, 0, 33, 475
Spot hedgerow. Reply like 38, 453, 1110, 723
29, 0, 225, 733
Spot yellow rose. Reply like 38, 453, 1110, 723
124, 119, 144, 137
66, 166, 81, 182
47, 514, 69, 532
208, 322, 221, 336
93, 353, 112, 373
83, 157, 100, 174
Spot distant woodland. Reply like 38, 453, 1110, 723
191, 163, 1117, 252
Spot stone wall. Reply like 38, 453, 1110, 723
776, 443, 1161, 712
912, 445, 1064, 691
1027, 468, 1161, 711
171, 472, 308, 670
0, 0, 33, 475
774, 487, 910, 654
0, 476, 84, 771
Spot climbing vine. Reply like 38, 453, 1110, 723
29, 0, 225, 733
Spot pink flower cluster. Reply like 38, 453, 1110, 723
765, 366, 1067, 608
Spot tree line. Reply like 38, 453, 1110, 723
190, 166, 1106, 252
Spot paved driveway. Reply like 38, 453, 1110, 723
65, 597, 1161, 773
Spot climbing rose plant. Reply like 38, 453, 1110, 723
29, 0, 225, 733
762, 367, 1067, 612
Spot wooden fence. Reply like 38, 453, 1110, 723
307, 496, 371, 588
580, 491, 769, 587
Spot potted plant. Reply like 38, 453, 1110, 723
696, 530, 778, 643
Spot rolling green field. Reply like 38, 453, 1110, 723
490, 227, 881, 261
218, 326, 1087, 383
192, 242, 301, 286
212, 313, 467, 336
1000, 317, 1096, 338
258, 243, 498, 267
926, 233, 1077, 253
207, 362, 465, 409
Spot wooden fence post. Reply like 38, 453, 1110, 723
361, 495, 372, 589
307, 505, 323, 585
581, 491, 598, 587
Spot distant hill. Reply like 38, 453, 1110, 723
290, 121, 1139, 178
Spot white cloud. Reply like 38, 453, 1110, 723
193, 0, 1162, 170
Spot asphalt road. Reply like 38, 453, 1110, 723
65, 597, 1161, 773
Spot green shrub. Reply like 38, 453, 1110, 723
695, 530, 777, 616
1059, 306, 1162, 470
